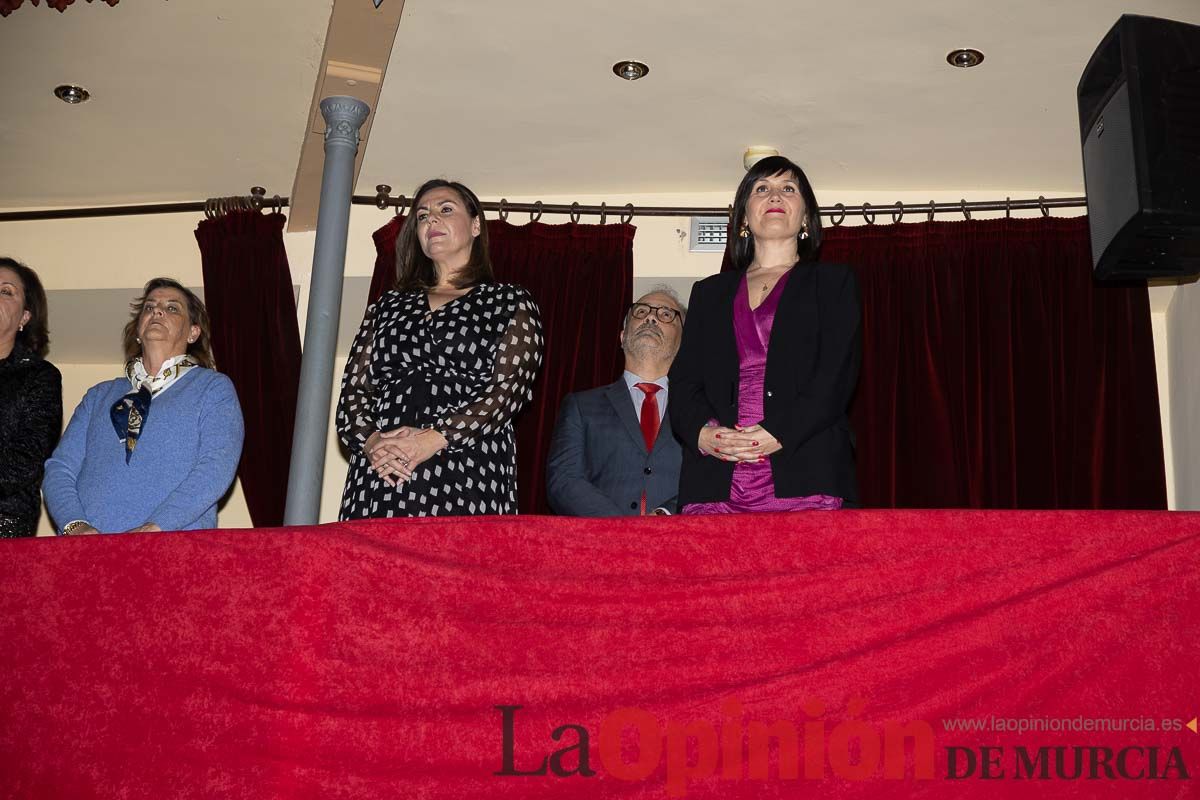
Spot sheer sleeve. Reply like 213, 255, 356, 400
336, 300, 379, 455
435, 288, 543, 453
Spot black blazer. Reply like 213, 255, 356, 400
668, 263, 860, 506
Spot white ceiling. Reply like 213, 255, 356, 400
3, 0, 1200, 210
0, 0, 330, 208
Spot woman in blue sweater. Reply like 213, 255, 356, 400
44, 278, 244, 534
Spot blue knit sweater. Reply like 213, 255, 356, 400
43, 368, 244, 533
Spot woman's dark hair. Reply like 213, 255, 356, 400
121, 277, 216, 369
0, 257, 50, 358
730, 155, 823, 271
394, 179, 494, 291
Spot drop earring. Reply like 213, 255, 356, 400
799, 223, 810, 241
738, 224, 750, 239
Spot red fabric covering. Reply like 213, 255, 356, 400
2, 511, 1197, 798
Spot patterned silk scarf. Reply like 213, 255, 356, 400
110, 355, 198, 463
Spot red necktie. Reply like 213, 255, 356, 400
635, 382, 661, 451
635, 382, 661, 515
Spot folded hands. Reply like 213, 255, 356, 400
365, 427, 449, 487
698, 423, 782, 462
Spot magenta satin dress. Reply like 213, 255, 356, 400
683, 270, 842, 515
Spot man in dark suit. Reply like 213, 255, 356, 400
547, 289, 685, 516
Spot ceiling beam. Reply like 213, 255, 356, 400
287, 0, 406, 232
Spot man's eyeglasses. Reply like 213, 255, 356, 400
628, 303, 682, 324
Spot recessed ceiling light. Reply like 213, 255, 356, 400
612, 60, 650, 81
946, 48, 984, 68
54, 84, 90, 104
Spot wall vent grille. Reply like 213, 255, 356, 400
689, 217, 728, 252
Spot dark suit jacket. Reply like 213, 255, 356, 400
668, 263, 861, 506
546, 380, 683, 516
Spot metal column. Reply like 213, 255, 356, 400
283, 96, 371, 525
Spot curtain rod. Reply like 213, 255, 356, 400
0, 190, 1087, 224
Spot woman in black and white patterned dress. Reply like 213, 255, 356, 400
337, 179, 543, 518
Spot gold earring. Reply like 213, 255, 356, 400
799, 223, 810, 241
738, 224, 750, 239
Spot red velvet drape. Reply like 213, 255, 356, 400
724, 217, 1166, 509
368, 217, 635, 513
195, 211, 302, 526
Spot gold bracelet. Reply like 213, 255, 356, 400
61, 520, 90, 536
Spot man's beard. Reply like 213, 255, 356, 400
623, 326, 669, 360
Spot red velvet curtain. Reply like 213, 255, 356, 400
726, 217, 1166, 509
369, 217, 635, 513
195, 211, 302, 526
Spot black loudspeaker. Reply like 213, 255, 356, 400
1078, 14, 1200, 279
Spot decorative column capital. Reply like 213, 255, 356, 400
320, 96, 371, 149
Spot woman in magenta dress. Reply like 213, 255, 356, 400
668, 156, 860, 513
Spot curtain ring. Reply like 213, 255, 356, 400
928, 201, 936, 222
1005, 197, 1011, 218
375, 184, 391, 210
395, 195, 407, 217
621, 203, 634, 224
891, 201, 904, 224
1038, 195, 1050, 217
862, 202, 875, 225
530, 201, 543, 223
569, 201, 581, 224
203, 198, 213, 219
830, 203, 846, 226
960, 200, 971, 221
498, 198, 509, 222
599, 202, 607, 225
273, 194, 282, 215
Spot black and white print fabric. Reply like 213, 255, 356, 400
337, 283, 544, 518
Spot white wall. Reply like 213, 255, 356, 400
1166, 279, 1200, 509
1150, 309, 1175, 509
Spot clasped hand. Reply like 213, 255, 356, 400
698, 423, 781, 462
365, 427, 448, 487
